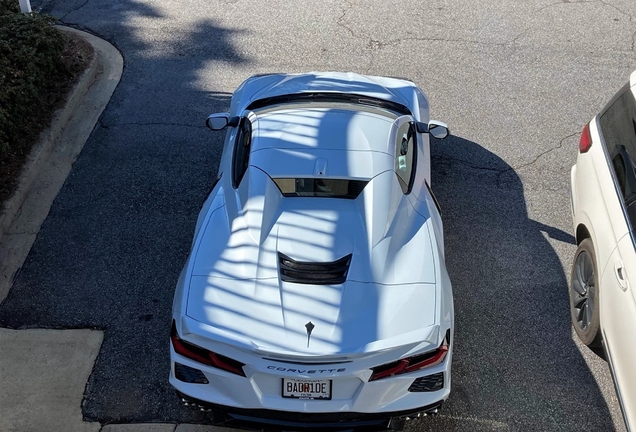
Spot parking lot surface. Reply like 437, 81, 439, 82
1, 0, 635, 430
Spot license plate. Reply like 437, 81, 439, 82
282, 378, 332, 400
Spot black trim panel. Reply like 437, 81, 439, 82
176, 391, 443, 431
425, 182, 441, 215
278, 252, 352, 285
247, 92, 412, 116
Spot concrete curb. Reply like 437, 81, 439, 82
0, 27, 123, 302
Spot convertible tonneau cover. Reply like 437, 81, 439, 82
229, 72, 431, 122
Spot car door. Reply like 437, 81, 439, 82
600, 232, 636, 430
596, 82, 636, 430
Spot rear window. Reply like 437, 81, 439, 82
599, 87, 636, 198
273, 178, 367, 199
598, 85, 636, 228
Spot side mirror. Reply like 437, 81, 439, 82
206, 113, 240, 131
428, 120, 449, 139
415, 121, 450, 139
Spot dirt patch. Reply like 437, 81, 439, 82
0, 29, 94, 205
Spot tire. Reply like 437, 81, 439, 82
569, 238, 602, 348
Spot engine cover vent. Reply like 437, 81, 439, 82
278, 253, 352, 285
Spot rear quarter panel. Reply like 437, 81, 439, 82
572, 118, 628, 263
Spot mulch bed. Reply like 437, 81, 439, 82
0, 28, 93, 205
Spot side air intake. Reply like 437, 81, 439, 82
278, 253, 352, 285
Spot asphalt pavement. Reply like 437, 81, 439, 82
1, 0, 635, 430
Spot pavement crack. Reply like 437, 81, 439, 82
514, 132, 578, 170
538, 0, 633, 22
537, 0, 594, 13
598, 0, 633, 21
336, 0, 513, 50
336, 0, 368, 43
510, 30, 531, 45
494, 132, 579, 185
59, 0, 91, 21
537, 1, 559, 12
382, 36, 509, 48
363, 33, 516, 50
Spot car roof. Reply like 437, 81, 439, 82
249, 106, 400, 179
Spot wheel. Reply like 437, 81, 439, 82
569, 238, 602, 347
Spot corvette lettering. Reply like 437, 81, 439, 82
267, 366, 346, 373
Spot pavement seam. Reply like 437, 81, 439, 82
60, 0, 91, 21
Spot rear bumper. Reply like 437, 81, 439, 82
169, 338, 452, 415
177, 390, 442, 431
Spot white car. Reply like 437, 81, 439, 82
170, 72, 454, 431
569, 70, 636, 431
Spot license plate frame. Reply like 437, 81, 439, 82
281, 378, 332, 400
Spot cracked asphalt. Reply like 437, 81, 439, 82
1, 0, 635, 430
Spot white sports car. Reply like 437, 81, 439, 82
170, 72, 454, 431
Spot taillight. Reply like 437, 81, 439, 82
171, 322, 246, 377
579, 123, 592, 153
369, 337, 449, 382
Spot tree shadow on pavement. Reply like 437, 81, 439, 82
0, 0, 249, 424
